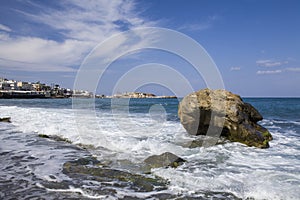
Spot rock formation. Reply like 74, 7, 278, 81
63, 157, 168, 192
0, 117, 11, 123
144, 152, 186, 169
178, 89, 272, 148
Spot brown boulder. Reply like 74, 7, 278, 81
178, 89, 272, 148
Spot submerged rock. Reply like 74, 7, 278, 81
0, 117, 11, 123
144, 152, 186, 169
178, 89, 272, 148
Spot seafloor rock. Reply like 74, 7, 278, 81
178, 88, 273, 148
0, 117, 11, 123
144, 152, 186, 169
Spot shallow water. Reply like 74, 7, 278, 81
0, 98, 299, 199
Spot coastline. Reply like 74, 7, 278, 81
0, 90, 177, 99
0, 90, 50, 99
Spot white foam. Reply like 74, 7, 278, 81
152, 143, 300, 199
37, 183, 110, 199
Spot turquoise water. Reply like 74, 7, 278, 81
0, 98, 299, 199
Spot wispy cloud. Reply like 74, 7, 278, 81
0, 24, 11, 32
0, 37, 89, 70
178, 23, 211, 32
0, 0, 155, 72
256, 59, 288, 67
255, 55, 300, 75
230, 66, 241, 71
22, 0, 152, 42
256, 69, 283, 75
0, 57, 76, 72
257, 70, 282, 75
178, 15, 219, 32
257, 67, 300, 75
286, 67, 300, 72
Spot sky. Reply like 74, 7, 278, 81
0, 0, 299, 97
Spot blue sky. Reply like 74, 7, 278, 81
0, 0, 299, 97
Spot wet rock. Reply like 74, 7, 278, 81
0, 117, 11, 123
70, 156, 102, 166
144, 152, 186, 169
63, 157, 168, 192
180, 136, 227, 148
38, 134, 72, 144
178, 89, 273, 148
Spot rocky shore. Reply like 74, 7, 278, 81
35, 133, 240, 199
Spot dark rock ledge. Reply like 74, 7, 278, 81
0, 117, 11, 123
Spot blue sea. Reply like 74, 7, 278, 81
0, 98, 299, 199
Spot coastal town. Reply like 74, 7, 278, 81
0, 77, 92, 98
0, 77, 176, 99
104, 92, 176, 99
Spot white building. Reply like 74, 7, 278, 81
17, 81, 33, 91
73, 90, 93, 98
0, 79, 17, 90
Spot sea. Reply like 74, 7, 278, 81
0, 98, 299, 200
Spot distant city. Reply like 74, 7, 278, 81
0, 77, 176, 99
0, 77, 92, 98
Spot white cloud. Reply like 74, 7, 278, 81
0, 57, 76, 72
256, 59, 288, 67
256, 67, 300, 75
285, 67, 300, 72
0, 0, 155, 72
257, 70, 282, 75
0, 36, 91, 72
230, 67, 241, 71
0, 24, 11, 32
21, 0, 152, 42
0, 32, 10, 40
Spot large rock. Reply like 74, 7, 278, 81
178, 89, 272, 148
